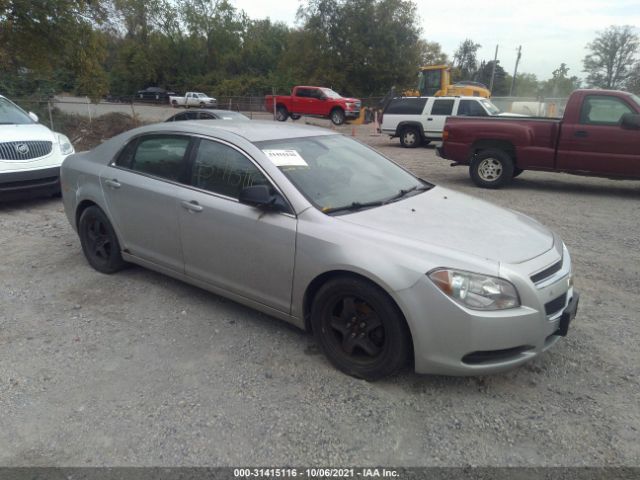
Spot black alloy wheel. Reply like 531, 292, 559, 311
78, 206, 127, 274
311, 277, 411, 380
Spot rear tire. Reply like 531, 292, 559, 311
311, 276, 411, 381
78, 206, 127, 274
399, 126, 421, 148
470, 149, 514, 189
171, 100, 178, 108
276, 106, 288, 121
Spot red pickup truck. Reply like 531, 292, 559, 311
437, 89, 640, 188
265, 86, 361, 125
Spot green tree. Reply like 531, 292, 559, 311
541, 63, 581, 97
417, 40, 448, 65
453, 39, 481, 81
583, 25, 639, 89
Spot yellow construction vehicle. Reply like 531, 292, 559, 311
407, 65, 491, 98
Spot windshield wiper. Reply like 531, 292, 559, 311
383, 184, 431, 204
323, 200, 384, 215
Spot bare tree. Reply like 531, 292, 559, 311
583, 25, 639, 89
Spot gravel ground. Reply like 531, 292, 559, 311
0, 117, 639, 468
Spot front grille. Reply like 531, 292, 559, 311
545, 293, 567, 316
531, 258, 563, 284
0, 141, 53, 160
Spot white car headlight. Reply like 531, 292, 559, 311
57, 133, 74, 156
428, 268, 520, 310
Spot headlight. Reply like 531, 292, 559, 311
57, 133, 74, 156
428, 268, 520, 310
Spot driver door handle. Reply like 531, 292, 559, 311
427, 118, 433, 121
104, 178, 121, 189
181, 200, 203, 213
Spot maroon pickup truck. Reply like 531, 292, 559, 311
265, 86, 361, 125
437, 89, 640, 188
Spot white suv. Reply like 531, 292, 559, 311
0, 95, 74, 200
380, 96, 515, 148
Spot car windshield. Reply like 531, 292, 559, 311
0, 97, 35, 125
255, 135, 429, 214
480, 99, 501, 115
321, 88, 343, 99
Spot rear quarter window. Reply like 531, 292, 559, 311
384, 98, 428, 115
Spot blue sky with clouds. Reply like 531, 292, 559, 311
231, 0, 640, 81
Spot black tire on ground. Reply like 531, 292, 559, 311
311, 276, 412, 381
399, 126, 421, 148
171, 100, 178, 108
330, 108, 345, 126
513, 167, 524, 178
78, 206, 127, 274
469, 149, 515, 189
290, 114, 301, 120
276, 106, 288, 121
199, 102, 205, 108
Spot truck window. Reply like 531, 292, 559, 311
384, 98, 428, 115
296, 88, 310, 98
431, 99, 455, 116
580, 96, 633, 125
458, 100, 487, 116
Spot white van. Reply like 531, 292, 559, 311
0, 95, 74, 200
380, 96, 520, 148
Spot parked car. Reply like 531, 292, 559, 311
170, 92, 218, 109
381, 96, 522, 148
0, 95, 74, 200
438, 89, 640, 188
166, 109, 249, 122
265, 86, 361, 125
136, 87, 176, 104
60, 121, 578, 380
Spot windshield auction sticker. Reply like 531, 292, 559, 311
262, 149, 308, 167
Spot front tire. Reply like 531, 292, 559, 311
330, 108, 345, 126
399, 126, 421, 148
78, 206, 127, 274
311, 277, 411, 380
470, 149, 514, 189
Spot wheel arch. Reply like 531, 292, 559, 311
75, 199, 99, 230
395, 121, 424, 137
471, 140, 517, 164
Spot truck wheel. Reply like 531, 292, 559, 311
290, 114, 301, 120
470, 149, 514, 189
330, 108, 345, 126
399, 127, 421, 148
199, 102, 205, 108
276, 106, 289, 122
171, 100, 178, 108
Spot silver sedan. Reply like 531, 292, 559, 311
61, 120, 579, 380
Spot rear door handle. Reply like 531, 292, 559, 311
181, 200, 203, 213
574, 130, 589, 138
104, 179, 121, 189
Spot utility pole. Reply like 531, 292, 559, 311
509, 45, 522, 96
489, 44, 499, 92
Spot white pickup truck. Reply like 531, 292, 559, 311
380, 96, 522, 148
170, 92, 218, 109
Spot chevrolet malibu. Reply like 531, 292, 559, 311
60, 121, 579, 380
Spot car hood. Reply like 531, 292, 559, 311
0, 123, 57, 143
336, 186, 554, 264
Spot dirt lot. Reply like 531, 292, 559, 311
1, 118, 639, 467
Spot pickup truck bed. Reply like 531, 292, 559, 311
438, 89, 640, 188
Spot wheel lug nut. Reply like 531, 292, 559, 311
360, 322, 366, 328
346, 323, 352, 328
359, 333, 365, 338
351, 332, 356, 337
351, 316, 356, 321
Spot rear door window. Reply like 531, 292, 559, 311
125, 135, 191, 182
430, 99, 455, 116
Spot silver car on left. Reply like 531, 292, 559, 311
61, 120, 578, 380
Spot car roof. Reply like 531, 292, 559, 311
138, 120, 337, 143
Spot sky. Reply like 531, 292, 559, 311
230, 0, 640, 81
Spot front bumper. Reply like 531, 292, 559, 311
398, 246, 578, 375
345, 109, 361, 119
0, 166, 61, 200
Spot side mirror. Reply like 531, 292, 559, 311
239, 185, 277, 209
620, 113, 640, 130
28, 112, 38, 122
